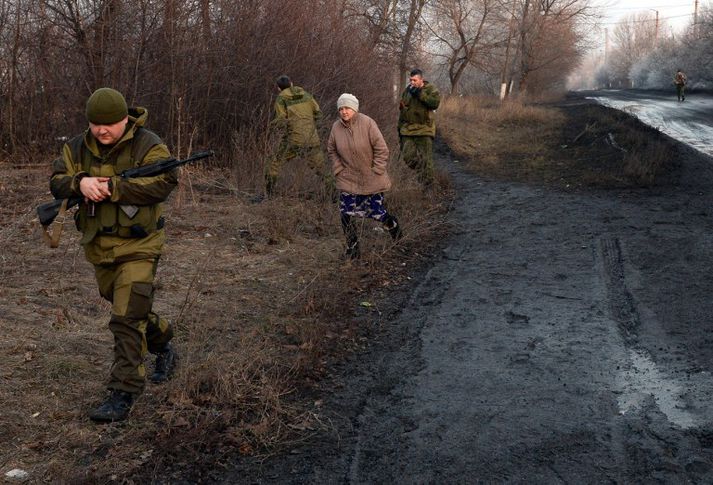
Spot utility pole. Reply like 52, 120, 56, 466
500, 11, 516, 100
655, 10, 659, 43
652, 9, 659, 45
603, 28, 610, 88
694, 0, 699, 37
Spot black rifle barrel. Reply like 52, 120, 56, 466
120, 150, 214, 178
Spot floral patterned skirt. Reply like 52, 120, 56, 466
339, 192, 387, 222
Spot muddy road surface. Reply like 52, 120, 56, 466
585, 89, 713, 157
226, 140, 713, 483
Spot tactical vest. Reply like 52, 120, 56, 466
69, 128, 164, 244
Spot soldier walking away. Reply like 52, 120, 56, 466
50, 88, 178, 422
262, 75, 334, 199
398, 68, 441, 187
674, 68, 687, 102
328, 93, 403, 259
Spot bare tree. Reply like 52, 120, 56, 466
6, 0, 23, 152
348, 0, 430, 88
427, 0, 501, 94
512, 0, 593, 94
398, 0, 429, 86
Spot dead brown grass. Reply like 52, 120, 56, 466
0, 157, 450, 482
438, 96, 678, 188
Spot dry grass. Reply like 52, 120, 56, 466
438, 96, 678, 188
439, 97, 566, 179
0, 157, 450, 482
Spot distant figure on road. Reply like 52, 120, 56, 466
328, 93, 403, 259
398, 68, 441, 187
50, 88, 178, 422
674, 68, 687, 102
263, 75, 333, 199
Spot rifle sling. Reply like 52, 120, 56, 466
41, 198, 69, 248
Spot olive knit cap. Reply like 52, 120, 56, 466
337, 93, 359, 112
86, 88, 128, 124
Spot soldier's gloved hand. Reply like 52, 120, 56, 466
408, 85, 421, 97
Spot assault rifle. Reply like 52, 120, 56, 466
37, 150, 214, 227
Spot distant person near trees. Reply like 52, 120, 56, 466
328, 93, 403, 259
49, 88, 178, 422
398, 68, 441, 187
674, 68, 687, 102
263, 75, 333, 198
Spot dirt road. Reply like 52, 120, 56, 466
227, 127, 713, 483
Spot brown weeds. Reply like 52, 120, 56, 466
438, 96, 677, 188
0, 155, 450, 481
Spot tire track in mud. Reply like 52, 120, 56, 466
344, 187, 481, 483
597, 236, 641, 344
345, 248, 468, 483
598, 236, 701, 431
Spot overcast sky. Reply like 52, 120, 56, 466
598, 0, 699, 34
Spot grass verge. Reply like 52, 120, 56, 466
0, 159, 450, 482
438, 95, 679, 188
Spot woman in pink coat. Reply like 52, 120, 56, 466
327, 93, 403, 259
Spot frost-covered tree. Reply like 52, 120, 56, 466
607, 12, 659, 87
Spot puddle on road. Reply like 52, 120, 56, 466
616, 348, 697, 429
588, 97, 713, 158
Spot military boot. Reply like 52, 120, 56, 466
150, 343, 177, 384
89, 390, 134, 423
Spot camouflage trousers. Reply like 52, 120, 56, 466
94, 258, 173, 394
265, 141, 334, 195
676, 84, 686, 101
401, 135, 434, 185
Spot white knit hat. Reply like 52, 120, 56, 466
337, 93, 359, 112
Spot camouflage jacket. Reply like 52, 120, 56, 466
398, 81, 441, 138
50, 107, 177, 264
273, 86, 322, 147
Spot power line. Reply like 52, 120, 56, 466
605, 3, 695, 10
592, 12, 694, 26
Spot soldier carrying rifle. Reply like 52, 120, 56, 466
49, 88, 180, 422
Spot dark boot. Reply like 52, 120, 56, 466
89, 390, 135, 423
383, 215, 403, 241
150, 343, 177, 384
345, 240, 360, 259
341, 214, 360, 259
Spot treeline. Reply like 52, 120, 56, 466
0, 0, 594, 163
0, 0, 398, 162
594, 6, 713, 90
